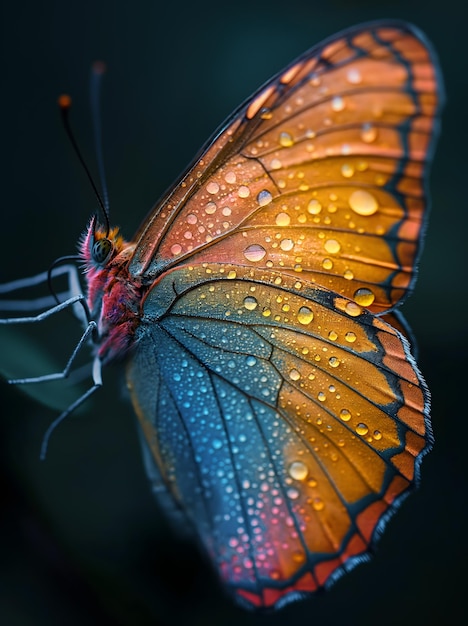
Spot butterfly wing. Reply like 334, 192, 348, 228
126, 264, 430, 608
129, 21, 442, 314
125, 20, 441, 609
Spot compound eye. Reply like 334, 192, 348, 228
92, 238, 113, 265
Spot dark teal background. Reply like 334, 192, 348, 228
1, 1, 466, 624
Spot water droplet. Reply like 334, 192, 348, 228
289, 461, 308, 481
340, 409, 351, 422
341, 164, 354, 178
318, 391, 326, 402
271, 158, 282, 170
331, 96, 345, 111
170, 243, 182, 255
312, 497, 325, 511
275, 212, 290, 226
222, 206, 232, 216
361, 123, 378, 143
356, 423, 369, 436
244, 244, 266, 262
329, 356, 340, 368
246, 355, 257, 367
227, 270, 237, 279
297, 306, 314, 325
289, 368, 300, 381
257, 189, 273, 206
353, 288, 375, 306
262, 308, 272, 317
212, 438, 223, 449
347, 68, 362, 84
345, 331, 357, 343
287, 487, 300, 500
280, 238, 294, 251
238, 185, 250, 198
292, 550, 306, 564
205, 201, 217, 214
307, 199, 322, 214
243, 296, 258, 310
324, 239, 341, 254
279, 131, 294, 147
322, 257, 333, 270
373, 430, 382, 440
187, 213, 197, 224
328, 330, 338, 341
225, 171, 237, 184
345, 301, 362, 317
343, 269, 354, 280
207, 181, 219, 194
349, 189, 378, 216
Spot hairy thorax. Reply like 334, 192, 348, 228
80, 217, 145, 364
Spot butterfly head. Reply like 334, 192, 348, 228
79, 214, 142, 362
80, 214, 126, 272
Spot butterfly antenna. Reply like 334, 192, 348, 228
58, 94, 111, 236
90, 61, 110, 219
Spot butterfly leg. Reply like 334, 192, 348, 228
0, 292, 97, 382
0, 264, 86, 322
1, 297, 103, 458
39, 355, 103, 460
0, 264, 104, 456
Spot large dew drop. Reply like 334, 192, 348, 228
288, 461, 308, 481
353, 288, 375, 306
349, 190, 378, 216
307, 199, 322, 215
324, 239, 341, 254
275, 212, 290, 226
279, 131, 294, 147
297, 306, 314, 325
257, 189, 273, 206
243, 296, 258, 310
244, 244, 266, 262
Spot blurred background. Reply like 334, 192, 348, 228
1, 1, 466, 624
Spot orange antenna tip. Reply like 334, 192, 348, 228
58, 94, 72, 109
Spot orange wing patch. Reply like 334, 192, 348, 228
130, 24, 440, 316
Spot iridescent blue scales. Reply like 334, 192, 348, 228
126, 263, 429, 608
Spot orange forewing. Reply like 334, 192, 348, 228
129, 23, 440, 315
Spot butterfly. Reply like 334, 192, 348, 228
0, 20, 443, 610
